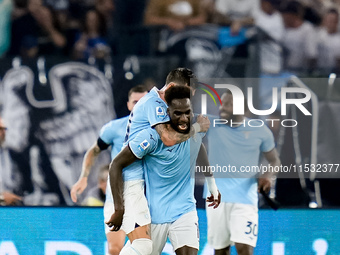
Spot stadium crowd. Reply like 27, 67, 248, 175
0, 0, 339, 75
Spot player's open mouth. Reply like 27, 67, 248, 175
178, 124, 188, 131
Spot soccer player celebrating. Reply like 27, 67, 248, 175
107, 85, 220, 255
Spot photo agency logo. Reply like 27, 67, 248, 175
199, 83, 312, 128
198, 82, 222, 115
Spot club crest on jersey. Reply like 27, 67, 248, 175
138, 139, 150, 151
156, 106, 166, 118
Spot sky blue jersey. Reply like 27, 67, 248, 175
129, 128, 204, 224
203, 117, 275, 206
98, 115, 129, 203
99, 115, 129, 159
122, 87, 170, 181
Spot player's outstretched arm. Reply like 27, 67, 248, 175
258, 148, 281, 194
70, 142, 102, 203
106, 145, 137, 231
196, 144, 221, 208
155, 115, 210, 146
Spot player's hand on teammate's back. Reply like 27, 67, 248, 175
197, 115, 210, 132
105, 209, 124, 231
258, 177, 271, 194
206, 191, 221, 209
70, 178, 88, 203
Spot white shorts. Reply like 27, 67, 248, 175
121, 179, 151, 234
104, 178, 114, 234
150, 210, 199, 255
104, 179, 151, 234
206, 202, 258, 249
103, 198, 115, 234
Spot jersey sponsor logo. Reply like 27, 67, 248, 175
156, 106, 166, 118
138, 139, 150, 151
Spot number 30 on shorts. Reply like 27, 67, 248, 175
245, 221, 258, 237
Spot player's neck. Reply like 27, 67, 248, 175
229, 116, 245, 127
158, 90, 166, 102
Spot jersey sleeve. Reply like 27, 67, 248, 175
99, 121, 116, 145
260, 126, 276, 152
129, 128, 158, 159
144, 98, 170, 127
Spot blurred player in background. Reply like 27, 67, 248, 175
107, 85, 220, 255
105, 68, 210, 255
70, 85, 148, 255
204, 90, 281, 255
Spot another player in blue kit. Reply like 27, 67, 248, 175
70, 85, 148, 255
203, 89, 281, 255
107, 86, 220, 255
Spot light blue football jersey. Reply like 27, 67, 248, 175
203, 117, 275, 206
129, 128, 204, 224
99, 116, 129, 203
99, 115, 129, 159
122, 87, 170, 181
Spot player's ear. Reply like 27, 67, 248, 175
127, 101, 132, 111
166, 82, 176, 89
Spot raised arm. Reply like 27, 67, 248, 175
70, 141, 102, 203
155, 115, 210, 146
106, 145, 138, 231
258, 148, 281, 193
